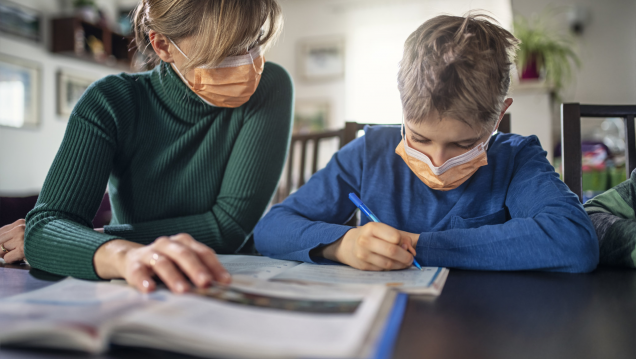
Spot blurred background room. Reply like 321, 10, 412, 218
1, 0, 635, 226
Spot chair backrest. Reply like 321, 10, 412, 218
498, 113, 511, 134
0, 193, 111, 228
561, 103, 636, 202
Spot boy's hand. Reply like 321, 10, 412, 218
320, 222, 417, 271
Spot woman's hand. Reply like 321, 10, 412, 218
0, 219, 26, 263
319, 222, 418, 271
94, 233, 231, 293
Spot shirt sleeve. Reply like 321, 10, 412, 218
25, 78, 126, 280
584, 169, 636, 268
254, 135, 366, 263
415, 136, 599, 273
103, 63, 294, 254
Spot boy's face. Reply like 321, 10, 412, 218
404, 98, 512, 167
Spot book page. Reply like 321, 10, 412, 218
217, 255, 300, 280
0, 278, 151, 353
112, 284, 390, 359
272, 263, 443, 290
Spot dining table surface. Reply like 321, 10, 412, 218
1, 261, 635, 359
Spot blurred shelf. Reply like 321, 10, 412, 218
51, 16, 133, 70
510, 79, 554, 94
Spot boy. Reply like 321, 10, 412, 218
254, 14, 598, 273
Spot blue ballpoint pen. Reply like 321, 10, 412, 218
348, 193, 423, 270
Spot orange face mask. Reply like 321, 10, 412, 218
170, 39, 264, 108
395, 121, 492, 191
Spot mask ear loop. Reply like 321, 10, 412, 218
169, 38, 190, 60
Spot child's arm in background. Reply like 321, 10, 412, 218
584, 170, 636, 268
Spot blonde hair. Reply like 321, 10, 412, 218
398, 13, 519, 134
133, 0, 283, 73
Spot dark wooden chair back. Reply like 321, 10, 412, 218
498, 113, 511, 134
561, 103, 636, 202
0, 193, 111, 228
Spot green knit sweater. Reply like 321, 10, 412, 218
25, 61, 293, 280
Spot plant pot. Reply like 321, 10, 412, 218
520, 53, 541, 80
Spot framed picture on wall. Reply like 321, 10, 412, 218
0, 0, 41, 42
0, 54, 40, 129
57, 70, 98, 118
293, 100, 330, 134
297, 36, 345, 82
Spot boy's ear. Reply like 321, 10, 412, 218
499, 98, 513, 120
149, 30, 175, 63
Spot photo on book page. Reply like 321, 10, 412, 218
194, 284, 361, 314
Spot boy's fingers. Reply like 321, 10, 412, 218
366, 223, 402, 244
359, 250, 409, 271
366, 236, 412, 266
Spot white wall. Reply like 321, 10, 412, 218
269, 0, 512, 128
510, 0, 636, 142
0, 0, 127, 194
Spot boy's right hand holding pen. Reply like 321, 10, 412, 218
319, 222, 419, 271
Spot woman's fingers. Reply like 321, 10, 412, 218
152, 236, 214, 288
148, 252, 190, 293
127, 261, 156, 293
3, 238, 25, 263
171, 234, 231, 284
0, 219, 25, 235
0, 220, 25, 244
1, 225, 25, 261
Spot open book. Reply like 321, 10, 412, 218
218, 255, 449, 295
0, 257, 447, 358
0, 276, 398, 358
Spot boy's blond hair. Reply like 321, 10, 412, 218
133, 0, 283, 74
398, 13, 519, 135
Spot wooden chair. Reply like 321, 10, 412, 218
0, 193, 112, 228
561, 103, 636, 202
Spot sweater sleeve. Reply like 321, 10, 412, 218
103, 63, 294, 253
416, 136, 599, 273
254, 135, 365, 263
25, 77, 129, 280
584, 169, 636, 267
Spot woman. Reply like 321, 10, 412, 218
23, 0, 293, 293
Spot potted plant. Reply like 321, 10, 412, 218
513, 13, 581, 98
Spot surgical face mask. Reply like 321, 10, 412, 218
169, 38, 264, 108
395, 119, 495, 191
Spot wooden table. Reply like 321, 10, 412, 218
1, 263, 635, 359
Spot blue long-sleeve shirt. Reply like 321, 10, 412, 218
254, 126, 599, 273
